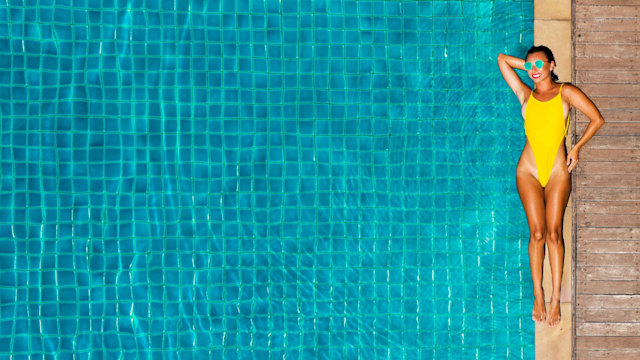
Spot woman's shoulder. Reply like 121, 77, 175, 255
559, 82, 579, 93
558, 82, 583, 96
558, 82, 588, 107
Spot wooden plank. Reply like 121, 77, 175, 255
576, 162, 640, 175
579, 83, 640, 97
577, 201, 640, 214
576, 350, 640, 360
576, 336, 640, 350
575, 69, 640, 83
575, 5, 640, 19
577, 294, 640, 309
576, 174, 638, 187
574, 136, 637, 149
579, 214, 640, 227
576, 71, 640, 83
576, 323, 640, 337
577, 240, 640, 254
574, 187, 640, 201
576, 57, 637, 71
573, 97, 640, 111
576, 0, 640, 6
575, 110, 639, 123
578, 148, 640, 162
575, 18, 640, 32
576, 31, 640, 46
578, 308, 640, 323
577, 227, 640, 241
575, 44, 640, 59
577, 267, 640, 281
579, 254, 640, 266
577, 280, 640, 295
575, 123, 640, 136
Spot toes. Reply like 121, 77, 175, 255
547, 315, 561, 327
532, 312, 546, 323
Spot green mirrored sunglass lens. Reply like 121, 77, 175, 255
535, 60, 544, 68
524, 62, 532, 70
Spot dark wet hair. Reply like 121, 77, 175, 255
526, 45, 559, 82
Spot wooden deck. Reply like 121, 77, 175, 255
573, 0, 640, 359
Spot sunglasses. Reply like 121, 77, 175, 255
524, 60, 549, 70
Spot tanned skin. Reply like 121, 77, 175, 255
497, 51, 604, 327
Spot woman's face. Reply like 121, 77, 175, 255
526, 51, 555, 84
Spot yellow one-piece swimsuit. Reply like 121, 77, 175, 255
524, 83, 570, 188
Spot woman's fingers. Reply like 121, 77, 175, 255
567, 149, 579, 173
567, 157, 577, 173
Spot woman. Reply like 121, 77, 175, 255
497, 46, 604, 327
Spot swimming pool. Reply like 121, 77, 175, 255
0, 0, 534, 358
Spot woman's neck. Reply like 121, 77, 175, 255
534, 80, 557, 92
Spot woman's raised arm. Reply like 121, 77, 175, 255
497, 53, 530, 105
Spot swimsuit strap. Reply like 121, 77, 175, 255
560, 83, 571, 136
553, 83, 564, 100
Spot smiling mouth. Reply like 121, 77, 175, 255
532, 74, 541, 79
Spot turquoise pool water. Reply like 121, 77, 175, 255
0, 0, 534, 358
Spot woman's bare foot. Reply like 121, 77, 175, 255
532, 290, 546, 323
547, 297, 561, 327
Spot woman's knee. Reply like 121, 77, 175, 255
547, 228, 563, 245
530, 229, 546, 243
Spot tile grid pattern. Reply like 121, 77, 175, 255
0, 0, 534, 358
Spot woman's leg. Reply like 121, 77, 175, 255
543, 171, 571, 327
517, 172, 547, 323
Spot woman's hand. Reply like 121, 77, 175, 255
567, 147, 579, 173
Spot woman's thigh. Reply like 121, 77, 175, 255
516, 172, 546, 234
544, 172, 571, 231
